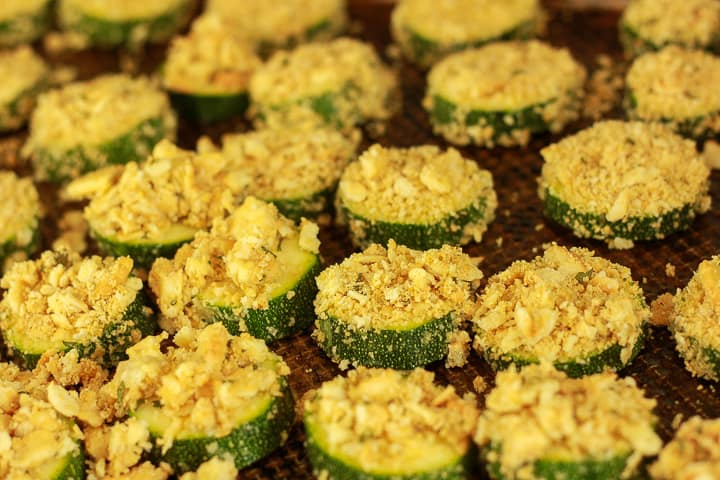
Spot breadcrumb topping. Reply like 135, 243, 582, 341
250, 37, 398, 130
199, 127, 358, 202
475, 363, 661, 479
0, 171, 40, 248
163, 14, 261, 95
0, 249, 142, 351
621, 0, 720, 51
314, 240, 481, 330
304, 367, 478, 473
627, 46, 720, 130
105, 323, 290, 446
337, 144, 497, 241
473, 244, 649, 364
540, 121, 711, 219
650, 416, 720, 479
0, 0, 47, 20
0, 46, 47, 129
179, 457, 238, 480
149, 196, 319, 332
670, 255, 720, 380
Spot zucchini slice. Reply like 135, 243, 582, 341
35, 445, 85, 480
650, 416, 720, 479
135, 381, 295, 474
337, 144, 496, 250
304, 368, 479, 480
0, 171, 41, 271
313, 241, 480, 369
168, 90, 249, 124
58, 0, 193, 48
0, 0, 52, 47
423, 41, 585, 147
0, 46, 48, 132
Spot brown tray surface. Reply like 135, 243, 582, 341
3, 2, 720, 479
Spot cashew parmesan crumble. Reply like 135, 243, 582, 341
620, 0, 720, 56
0, 249, 143, 357
0, 171, 40, 262
669, 255, 720, 381
473, 244, 649, 370
249, 37, 398, 131
23, 74, 176, 181
650, 416, 720, 479
162, 14, 261, 96
476, 363, 662, 480
391, 0, 544, 67
179, 457, 238, 480
539, 121, 711, 245
424, 40, 586, 147
336, 144, 497, 246
626, 46, 720, 140
0, 0, 50, 46
149, 196, 320, 333
105, 323, 290, 447
314, 240, 481, 331
0, 46, 47, 131
304, 367, 479, 475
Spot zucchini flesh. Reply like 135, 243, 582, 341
168, 90, 249, 125
3, 290, 156, 369
341, 196, 491, 250
200, 239, 321, 342
316, 313, 456, 370
543, 190, 698, 241
134, 382, 294, 474
91, 223, 197, 269
305, 415, 472, 480
37, 445, 85, 480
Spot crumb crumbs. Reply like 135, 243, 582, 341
650, 293, 675, 327
534, 223, 544, 231
472, 375, 487, 394
495, 237, 503, 248
672, 413, 684, 429
665, 262, 676, 278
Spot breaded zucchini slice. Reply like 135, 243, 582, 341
0, 250, 155, 369
625, 46, 720, 142
0, 171, 41, 271
336, 144, 497, 250
149, 197, 322, 342
476, 363, 662, 480
304, 368, 479, 480
539, 121, 711, 248
472, 244, 649, 377
0, 0, 52, 47
58, 0, 193, 48
249, 37, 398, 131
197, 127, 358, 221
65, 141, 237, 268
620, 0, 720, 58
0, 385, 85, 480
23, 74, 177, 183
313, 240, 481, 370
107, 323, 295, 474
205, 0, 347, 54
669, 255, 720, 381
162, 14, 261, 124
391, 0, 544, 67
650, 416, 720, 479
0, 46, 48, 132
424, 40, 586, 147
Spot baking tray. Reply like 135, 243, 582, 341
2, 1, 720, 479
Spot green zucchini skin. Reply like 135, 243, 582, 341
256, 18, 337, 57
32, 116, 170, 183
53, 447, 86, 480
483, 324, 648, 378
543, 190, 698, 241
91, 227, 195, 270
269, 188, 334, 223
168, 90, 249, 125
316, 313, 456, 370
341, 196, 491, 250
59, 1, 192, 48
4, 290, 156, 370
619, 23, 720, 58
144, 382, 295, 475
305, 426, 474, 480
0, 219, 40, 271
0, 77, 47, 132
206, 257, 322, 342
0, 1, 52, 47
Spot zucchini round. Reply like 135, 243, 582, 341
391, 0, 543, 67
0, 46, 48, 132
539, 121, 711, 246
58, 0, 193, 48
650, 416, 720, 479
337, 144, 496, 250
423, 40, 585, 147
304, 368, 479, 480
0, 0, 52, 47
0, 171, 41, 271
313, 241, 481, 369
473, 244, 649, 376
